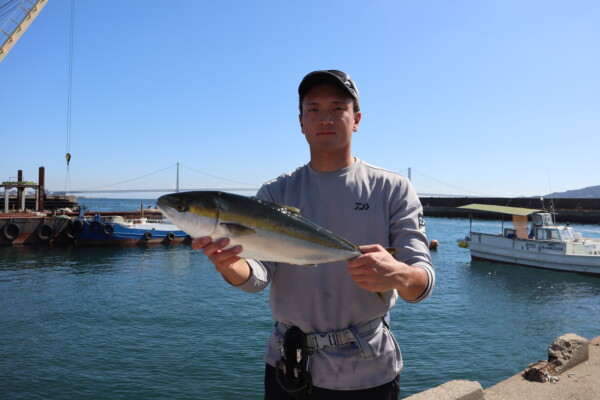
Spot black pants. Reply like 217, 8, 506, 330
264, 364, 400, 400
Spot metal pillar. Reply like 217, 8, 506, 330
38, 166, 45, 211
16, 170, 24, 211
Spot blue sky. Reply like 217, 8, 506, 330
1, 0, 599, 198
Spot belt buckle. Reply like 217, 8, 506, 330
311, 332, 334, 349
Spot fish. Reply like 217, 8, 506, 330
156, 191, 364, 265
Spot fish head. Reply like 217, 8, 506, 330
156, 191, 220, 237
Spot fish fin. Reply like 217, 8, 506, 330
277, 204, 301, 215
220, 223, 256, 237
385, 247, 397, 255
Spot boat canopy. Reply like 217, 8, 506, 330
458, 203, 541, 216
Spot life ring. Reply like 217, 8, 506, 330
2, 222, 21, 241
36, 223, 54, 241
143, 230, 153, 240
102, 224, 114, 236
70, 219, 84, 233
89, 221, 103, 234
166, 232, 176, 241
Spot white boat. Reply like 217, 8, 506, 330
459, 203, 600, 276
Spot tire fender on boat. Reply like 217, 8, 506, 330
36, 223, 54, 241
70, 219, 85, 233
144, 230, 153, 240
2, 222, 21, 241
89, 221, 103, 234
166, 232, 175, 241
102, 224, 114, 236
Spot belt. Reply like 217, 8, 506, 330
275, 317, 386, 360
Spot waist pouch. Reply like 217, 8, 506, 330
276, 326, 311, 398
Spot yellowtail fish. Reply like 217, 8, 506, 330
156, 191, 365, 265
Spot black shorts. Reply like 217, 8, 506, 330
264, 364, 400, 400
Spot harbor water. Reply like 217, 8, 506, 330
1, 198, 599, 399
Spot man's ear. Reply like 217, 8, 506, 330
353, 111, 362, 132
299, 113, 305, 133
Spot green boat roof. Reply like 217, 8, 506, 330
458, 203, 541, 216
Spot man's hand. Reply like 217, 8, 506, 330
191, 237, 251, 286
347, 244, 429, 301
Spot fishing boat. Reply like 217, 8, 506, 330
458, 203, 600, 276
70, 214, 189, 246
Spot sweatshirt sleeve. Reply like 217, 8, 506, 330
390, 177, 436, 303
230, 185, 277, 294
234, 259, 274, 293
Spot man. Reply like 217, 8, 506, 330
193, 70, 435, 399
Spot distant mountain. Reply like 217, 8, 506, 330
546, 185, 600, 198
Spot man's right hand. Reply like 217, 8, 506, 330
191, 237, 251, 286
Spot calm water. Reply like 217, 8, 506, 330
1, 198, 599, 399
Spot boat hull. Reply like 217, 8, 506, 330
72, 220, 189, 247
468, 232, 600, 276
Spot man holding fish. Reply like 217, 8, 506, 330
189, 70, 435, 399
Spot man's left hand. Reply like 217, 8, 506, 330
347, 244, 428, 301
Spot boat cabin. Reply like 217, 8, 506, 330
458, 204, 580, 244
531, 212, 580, 242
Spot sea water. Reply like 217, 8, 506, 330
1, 198, 599, 399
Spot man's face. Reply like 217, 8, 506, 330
299, 84, 361, 153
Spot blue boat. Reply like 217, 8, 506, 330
70, 214, 189, 246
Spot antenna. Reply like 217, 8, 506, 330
546, 168, 556, 223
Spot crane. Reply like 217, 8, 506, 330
0, 0, 49, 62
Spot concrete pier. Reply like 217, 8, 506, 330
404, 334, 600, 400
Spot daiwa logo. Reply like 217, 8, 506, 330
354, 203, 370, 211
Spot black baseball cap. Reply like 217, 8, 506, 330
298, 70, 360, 111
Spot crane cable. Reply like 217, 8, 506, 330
64, 0, 74, 193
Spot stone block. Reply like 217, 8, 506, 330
548, 333, 589, 374
523, 333, 590, 382
403, 380, 483, 400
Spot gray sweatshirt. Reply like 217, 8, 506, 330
237, 158, 435, 390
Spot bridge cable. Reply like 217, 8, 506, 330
180, 163, 258, 187
77, 164, 178, 191
408, 168, 488, 196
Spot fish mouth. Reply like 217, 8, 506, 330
155, 200, 176, 222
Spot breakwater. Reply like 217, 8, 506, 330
405, 334, 600, 400
421, 197, 600, 223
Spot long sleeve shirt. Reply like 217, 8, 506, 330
236, 158, 435, 390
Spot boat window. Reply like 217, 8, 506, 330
561, 227, 574, 241
543, 214, 554, 226
536, 228, 561, 241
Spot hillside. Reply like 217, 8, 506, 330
547, 185, 600, 198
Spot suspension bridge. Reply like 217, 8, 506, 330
44, 164, 484, 197
53, 187, 259, 195
52, 163, 261, 196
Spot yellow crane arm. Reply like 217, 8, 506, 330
0, 0, 49, 62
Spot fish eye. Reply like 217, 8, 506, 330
176, 203, 185, 212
